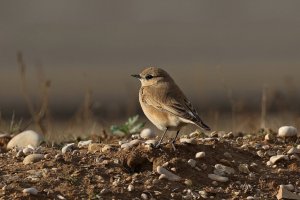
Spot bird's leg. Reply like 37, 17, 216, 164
170, 130, 180, 151
171, 130, 180, 144
156, 128, 168, 148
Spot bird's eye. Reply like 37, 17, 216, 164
145, 75, 153, 80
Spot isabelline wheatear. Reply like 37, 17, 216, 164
132, 67, 210, 149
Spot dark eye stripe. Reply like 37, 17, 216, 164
145, 75, 153, 80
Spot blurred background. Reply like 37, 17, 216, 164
1, 1, 300, 136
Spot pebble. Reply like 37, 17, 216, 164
276, 185, 300, 200
88, 143, 103, 152
141, 193, 148, 200
180, 138, 196, 144
78, 140, 92, 148
195, 152, 206, 159
238, 164, 251, 174
188, 159, 197, 167
144, 140, 157, 146
140, 128, 156, 139
265, 133, 275, 141
256, 150, 264, 157
127, 184, 134, 192
184, 179, 193, 186
282, 184, 295, 191
23, 154, 44, 165
62, 143, 75, 154
121, 139, 141, 149
224, 152, 232, 159
208, 174, 229, 182
16, 150, 24, 157
278, 126, 298, 138
7, 130, 44, 150
157, 166, 181, 181
288, 147, 300, 155
214, 164, 235, 175
246, 196, 255, 200
22, 187, 38, 195
23, 146, 35, 155
57, 194, 66, 200
101, 145, 112, 152
199, 190, 208, 198
269, 155, 289, 165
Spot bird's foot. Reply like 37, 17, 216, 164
171, 143, 177, 151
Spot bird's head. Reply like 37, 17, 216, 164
131, 67, 173, 86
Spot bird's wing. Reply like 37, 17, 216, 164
142, 84, 210, 131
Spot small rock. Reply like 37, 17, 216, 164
78, 140, 92, 148
224, 152, 232, 159
23, 146, 34, 155
265, 133, 275, 141
269, 155, 289, 165
144, 140, 157, 146
180, 138, 196, 144
262, 145, 270, 150
278, 126, 298, 138
88, 143, 103, 152
214, 164, 235, 175
246, 196, 255, 200
208, 174, 229, 182
57, 194, 66, 200
121, 139, 141, 149
157, 166, 181, 181
195, 152, 206, 159
288, 147, 300, 155
7, 130, 44, 150
62, 143, 75, 154
257, 150, 264, 158
141, 193, 148, 200
184, 179, 193, 186
238, 164, 251, 174
23, 154, 44, 165
188, 159, 197, 168
199, 190, 208, 198
140, 128, 156, 139
282, 184, 295, 191
101, 145, 112, 152
276, 185, 300, 200
16, 150, 24, 158
22, 187, 38, 195
127, 184, 134, 192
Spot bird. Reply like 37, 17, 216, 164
131, 67, 210, 150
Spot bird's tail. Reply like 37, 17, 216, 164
196, 120, 211, 131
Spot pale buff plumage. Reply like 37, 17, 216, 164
132, 67, 210, 149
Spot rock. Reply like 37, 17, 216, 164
288, 147, 300, 155
214, 164, 235, 176
127, 184, 134, 192
141, 193, 148, 200
62, 143, 75, 154
184, 179, 193, 186
269, 155, 289, 165
23, 154, 44, 165
121, 139, 141, 149
144, 140, 157, 146
208, 174, 229, 182
23, 187, 38, 195
265, 133, 275, 141
88, 143, 103, 152
23, 146, 35, 155
246, 196, 255, 200
257, 150, 264, 157
157, 166, 181, 181
78, 140, 92, 148
101, 145, 112, 152
140, 128, 156, 139
276, 185, 300, 200
7, 130, 43, 150
16, 150, 24, 157
188, 159, 197, 167
57, 195, 66, 200
278, 126, 298, 138
180, 138, 196, 144
282, 184, 295, 191
238, 164, 251, 174
195, 152, 206, 159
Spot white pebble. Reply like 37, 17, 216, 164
278, 126, 298, 137
269, 155, 289, 165
180, 138, 196, 144
188, 159, 197, 168
287, 147, 300, 155
62, 143, 75, 154
78, 140, 92, 148
140, 128, 156, 139
127, 184, 134, 192
23, 187, 38, 195
23, 154, 44, 165
157, 166, 181, 181
195, 152, 206, 159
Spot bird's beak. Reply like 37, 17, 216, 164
131, 74, 141, 79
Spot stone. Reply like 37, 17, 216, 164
276, 185, 300, 200
157, 166, 181, 181
121, 139, 141, 149
78, 140, 92, 148
140, 128, 156, 139
23, 187, 38, 195
101, 145, 112, 152
288, 147, 300, 155
144, 140, 157, 146
62, 143, 75, 154
282, 184, 295, 191
23, 154, 44, 165
208, 174, 229, 182
180, 138, 196, 144
127, 184, 134, 192
265, 133, 275, 141
278, 126, 298, 138
188, 159, 197, 167
214, 164, 235, 176
195, 152, 206, 159
238, 164, 251, 174
224, 152, 232, 159
88, 143, 103, 152
269, 155, 289, 165
23, 146, 34, 155
7, 130, 43, 150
